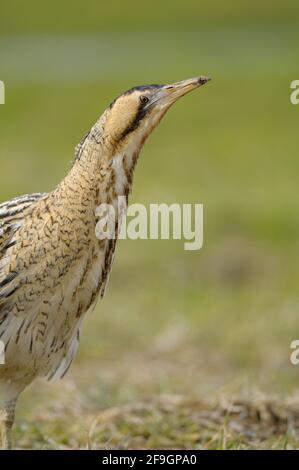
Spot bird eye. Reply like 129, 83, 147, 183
140, 95, 150, 105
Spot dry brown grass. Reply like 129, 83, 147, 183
16, 394, 299, 449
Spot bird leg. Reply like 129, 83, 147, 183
0, 399, 16, 450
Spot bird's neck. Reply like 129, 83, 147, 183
53, 124, 141, 213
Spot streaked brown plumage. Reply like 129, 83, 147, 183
0, 76, 210, 449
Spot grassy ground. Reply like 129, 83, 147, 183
15, 365, 299, 449
1, 1, 299, 449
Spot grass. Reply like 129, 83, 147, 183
1, 1, 299, 449
15, 367, 299, 449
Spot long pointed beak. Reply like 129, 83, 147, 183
158, 76, 211, 105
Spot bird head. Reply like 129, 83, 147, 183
104, 76, 211, 152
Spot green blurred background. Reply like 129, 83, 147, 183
1, 0, 299, 419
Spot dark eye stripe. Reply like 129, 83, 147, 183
118, 101, 148, 141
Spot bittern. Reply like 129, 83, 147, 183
0, 76, 211, 449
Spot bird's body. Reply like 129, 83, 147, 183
0, 114, 138, 399
0, 76, 210, 449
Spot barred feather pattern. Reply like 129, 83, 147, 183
0, 118, 142, 395
0, 188, 114, 386
1, 197, 90, 384
0, 86, 159, 402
